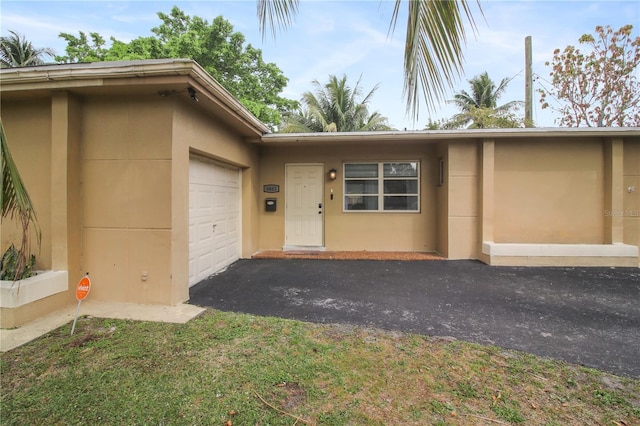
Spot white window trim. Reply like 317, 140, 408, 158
342, 161, 420, 213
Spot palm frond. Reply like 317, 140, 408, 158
257, 0, 299, 40
392, 0, 482, 119
0, 30, 54, 68
259, 0, 482, 119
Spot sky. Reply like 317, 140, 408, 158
1, 0, 639, 130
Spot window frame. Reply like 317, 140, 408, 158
342, 161, 420, 213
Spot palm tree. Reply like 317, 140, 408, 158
446, 72, 522, 128
1, 119, 40, 280
257, 0, 482, 120
281, 75, 392, 132
451, 72, 513, 110
0, 30, 54, 68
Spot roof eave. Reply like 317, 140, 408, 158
0, 59, 270, 137
259, 127, 640, 144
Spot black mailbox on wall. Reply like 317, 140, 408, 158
265, 198, 277, 212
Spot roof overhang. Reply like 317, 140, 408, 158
0, 59, 270, 139
260, 127, 640, 146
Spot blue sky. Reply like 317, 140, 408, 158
2, 0, 638, 129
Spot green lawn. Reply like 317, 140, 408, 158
1, 309, 638, 425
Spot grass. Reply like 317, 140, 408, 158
1, 309, 639, 425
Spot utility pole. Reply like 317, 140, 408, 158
525, 36, 533, 127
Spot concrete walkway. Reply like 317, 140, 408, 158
0, 301, 205, 352
189, 259, 640, 378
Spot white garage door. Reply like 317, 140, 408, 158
189, 155, 241, 287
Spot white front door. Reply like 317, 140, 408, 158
189, 155, 240, 286
285, 164, 324, 247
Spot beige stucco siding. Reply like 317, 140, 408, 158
1, 99, 53, 270
446, 140, 480, 259
258, 142, 438, 252
180, 102, 257, 168
1, 96, 78, 327
435, 142, 449, 257
80, 95, 261, 305
623, 140, 640, 251
80, 94, 174, 304
493, 138, 605, 244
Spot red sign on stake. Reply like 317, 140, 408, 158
71, 273, 91, 335
76, 275, 91, 301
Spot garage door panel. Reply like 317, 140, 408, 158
188, 258, 196, 282
189, 155, 240, 287
197, 252, 213, 277
228, 188, 239, 209
214, 246, 227, 267
189, 188, 195, 210
189, 219, 195, 245
226, 218, 238, 234
197, 221, 213, 242
197, 187, 214, 214
226, 243, 239, 260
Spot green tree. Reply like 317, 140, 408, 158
281, 75, 392, 132
443, 72, 523, 128
0, 30, 54, 68
55, 32, 111, 63
258, 0, 483, 118
539, 25, 640, 127
452, 106, 524, 129
57, 7, 297, 129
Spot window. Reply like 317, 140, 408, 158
344, 162, 419, 211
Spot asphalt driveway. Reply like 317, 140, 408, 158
189, 259, 640, 378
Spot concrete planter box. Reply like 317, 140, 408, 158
1, 271, 68, 309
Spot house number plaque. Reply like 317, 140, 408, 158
263, 184, 280, 193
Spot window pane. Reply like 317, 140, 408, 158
345, 180, 378, 194
384, 196, 418, 211
383, 162, 418, 177
345, 196, 378, 210
345, 163, 378, 178
384, 180, 418, 194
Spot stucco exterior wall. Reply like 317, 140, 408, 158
435, 142, 449, 257
446, 140, 479, 259
257, 142, 438, 253
1, 99, 53, 270
2, 81, 264, 324
623, 140, 640, 253
79, 92, 261, 306
493, 138, 605, 244
80, 94, 174, 305
1, 95, 81, 327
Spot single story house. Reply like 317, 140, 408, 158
1, 59, 638, 328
